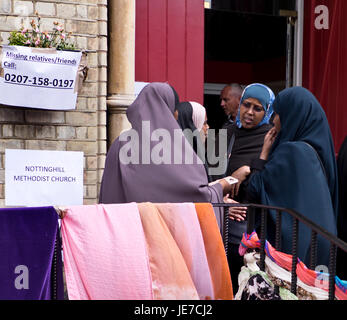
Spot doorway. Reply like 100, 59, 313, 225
204, 0, 296, 129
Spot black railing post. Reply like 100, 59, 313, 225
51, 231, 58, 300
247, 206, 255, 234
223, 207, 229, 256
328, 243, 337, 300
275, 210, 282, 251
310, 231, 318, 270
290, 218, 299, 295
260, 208, 267, 271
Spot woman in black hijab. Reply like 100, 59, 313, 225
176, 101, 211, 181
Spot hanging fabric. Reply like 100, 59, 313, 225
137, 202, 199, 300
155, 203, 214, 300
61, 203, 153, 300
0, 206, 64, 300
194, 203, 234, 300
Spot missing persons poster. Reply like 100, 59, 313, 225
5, 149, 84, 207
0, 45, 82, 110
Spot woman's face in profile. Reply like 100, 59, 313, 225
200, 114, 209, 143
239, 97, 265, 129
272, 113, 281, 133
202, 114, 209, 137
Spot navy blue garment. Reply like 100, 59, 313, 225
337, 135, 347, 280
248, 86, 338, 266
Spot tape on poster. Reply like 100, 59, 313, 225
74, 51, 88, 93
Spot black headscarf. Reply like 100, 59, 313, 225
176, 102, 196, 133
169, 84, 180, 109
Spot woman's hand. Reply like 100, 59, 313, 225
224, 194, 247, 222
213, 178, 232, 196
260, 127, 278, 160
230, 166, 251, 198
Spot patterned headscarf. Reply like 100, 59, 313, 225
235, 83, 275, 128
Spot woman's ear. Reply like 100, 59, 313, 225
174, 110, 179, 120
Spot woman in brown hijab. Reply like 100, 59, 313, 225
99, 82, 234, 232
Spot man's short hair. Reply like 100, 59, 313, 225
226, 83, 243, 97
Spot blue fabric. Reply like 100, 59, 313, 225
0, 206, 64, 300
235, 83, 275, 128
248, 86, 338, 266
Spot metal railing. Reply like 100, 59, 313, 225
213, 202, 347, 300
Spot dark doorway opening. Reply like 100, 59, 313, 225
204, 0, 296, 130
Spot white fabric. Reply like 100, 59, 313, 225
190, 101, 206, 131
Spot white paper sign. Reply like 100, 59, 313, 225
0, 45, 82, 110
5, 149, 84, 206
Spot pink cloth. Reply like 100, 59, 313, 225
61, 203, 153, 300
155, 203, 214, 300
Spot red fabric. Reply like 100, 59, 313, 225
303, 0, 347, 152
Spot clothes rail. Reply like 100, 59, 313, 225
212, 202, 347, 300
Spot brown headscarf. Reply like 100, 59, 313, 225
99, 82, 224, 231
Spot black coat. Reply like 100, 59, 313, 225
226, 123, 272, 202
225, 123, 272, 244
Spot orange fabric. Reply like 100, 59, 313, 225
137, 202, 199, 300
194, 203, 233, 300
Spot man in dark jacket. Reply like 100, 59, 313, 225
208, 84, 243, 180
220, 83, 243, 130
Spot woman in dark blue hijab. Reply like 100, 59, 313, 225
247, 86, 338, 266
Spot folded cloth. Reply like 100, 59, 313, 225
240, 231, 347, 300
155, 203, 214, 300
335, 277, 347, 300
296, 260, 347, 300
194, 203, 233, 300
137, 203, 199, 300
239, 231, 261, 256
61, 203, 153, 300
0, 206, 63, 300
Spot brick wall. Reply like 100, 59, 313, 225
0, 0, 107, 206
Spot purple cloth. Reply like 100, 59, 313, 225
0, 206, 64, 300
99, 82, 224, 231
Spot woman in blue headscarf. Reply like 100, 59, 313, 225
226, 83, 275, 204
223, 83, 275, 291
247, 86, 338, 266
